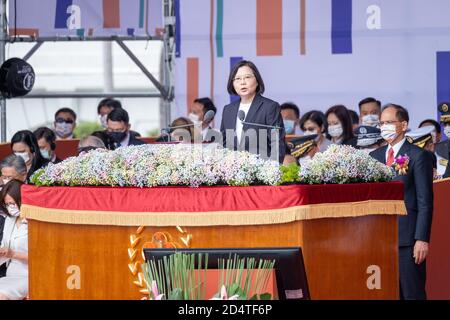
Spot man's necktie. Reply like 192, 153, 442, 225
386, 147, 394, 166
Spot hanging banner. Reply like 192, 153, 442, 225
8, 0, 164, 38
174, 0, 450, 131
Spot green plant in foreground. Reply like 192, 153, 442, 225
280, 163, 301, 184
142, 252, 208, 300
73, 121, 103, 139
142, 252, 275, 300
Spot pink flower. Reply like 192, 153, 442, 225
394, 155, 409, 166
210, 285, 239, 300
393, 154, 410, 175
150, 280, 164, 300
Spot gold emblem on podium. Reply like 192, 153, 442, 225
127, 226, 192, 297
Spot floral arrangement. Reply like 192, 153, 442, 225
392, 154, 409, 175
299, 144, 394, 184
142, 252, 275, 300
280, 163, 301, 184
31, 144, 282, 187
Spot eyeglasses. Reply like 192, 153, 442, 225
55, 117, 74, 124
379, 120, 401, 126
233, 74, 255, 83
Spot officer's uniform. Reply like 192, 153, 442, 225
354, 125, 384, 151
435, 103, 450, 175
406, 126, 438, 178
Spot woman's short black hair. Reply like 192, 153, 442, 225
299, 110, 328, 133
33, 127, 57, 150
10, 130, 49, 180
348, 109, 359, 126
0, 179, 24, 216
227, 60, 265, 96
325, 105, 354, 142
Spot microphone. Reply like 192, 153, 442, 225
238, 110, 283, 130
160, 122, 194, 142
238, 110, 245, 122
203, 110, 215, 123
161, 111, 216, 140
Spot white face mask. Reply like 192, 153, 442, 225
444, 126, 450, 139
6, 204, 20, 217
14, 152, 30, 163
299, 156, 312, 166
380, 124, 398, 142
99, 114, 108, 129
188, 113, 201, 125
361, 114, 380, 127
303, 130, 317, 136
328, 124, 343, 138
55, 122, 73, 138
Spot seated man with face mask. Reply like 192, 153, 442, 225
106, 108, 145, 148
54, 108, 77, 140
354, 125, 385, 153
281, 102, 301, 135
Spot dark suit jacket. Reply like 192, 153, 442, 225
220, 94, 286, 163
127, 135, 146, 146
370, 141, 434, 247
343, 136, 357, 147
444, 148, 450, 178
435, 140, 450, 160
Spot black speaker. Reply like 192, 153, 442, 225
0, 58, 35, 98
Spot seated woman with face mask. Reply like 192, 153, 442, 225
325, 105, 357, 147
10, 130, 49, 183
0, 180, 28, 300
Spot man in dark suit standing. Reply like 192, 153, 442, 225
220, 60, 286, 163
370, 104, 433, 300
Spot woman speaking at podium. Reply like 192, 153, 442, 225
220, 60, 286, 163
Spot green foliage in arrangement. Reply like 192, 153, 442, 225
142, 252, 276, 300
280, 163, 301, 184
73, 121, 103, 139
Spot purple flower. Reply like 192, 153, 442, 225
394, 155, 409, 166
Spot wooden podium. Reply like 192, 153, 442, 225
426, 178, 450, 299
21, 183, 406, 300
